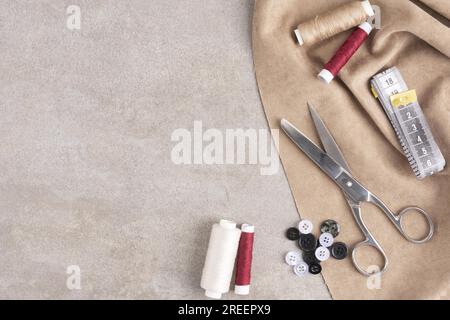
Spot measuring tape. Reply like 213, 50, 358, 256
371, 67, 446, 179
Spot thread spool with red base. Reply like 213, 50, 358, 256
318, 22, 373, 84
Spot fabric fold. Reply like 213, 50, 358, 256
253, 0, 450, 299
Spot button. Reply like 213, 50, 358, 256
315, 246, 330, 262
293, 262, 309, 276
330, 242, 348, 260
286, 227, 300, 241
298, 219, 313, 234
320, 219, 340, 237
319, 232, 334, 248
302, 251, 319, 266
285, 251, 302, 266
298, 233, 317, 252
309, 262, 322, 275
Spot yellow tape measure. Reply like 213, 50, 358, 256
370, 67, 445, 179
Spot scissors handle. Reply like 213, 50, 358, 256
337, 172, 434, 244
369, 195, 435, 244
350, 198, 434, 277
350, 204, 389, 276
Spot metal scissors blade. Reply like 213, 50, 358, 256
281, 105, 435, 277
308, 102, 352, 175
307, 103, 363, 205
280, 118, 345, 180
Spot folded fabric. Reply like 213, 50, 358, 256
253, 0, 450, 299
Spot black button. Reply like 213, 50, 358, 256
309, 262, 322, 275
320, 219, 340, 237
298, 233, 316, 252
286, 227, 300, 241
330, 242, 348, 260
302, 251, 319, 266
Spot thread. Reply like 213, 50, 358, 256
234, 224, 255, 295
318, 22, 372, 84
200, 219, 241, 299
294, 0, 374, 46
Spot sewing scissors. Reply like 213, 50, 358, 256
280, 103, 434, 276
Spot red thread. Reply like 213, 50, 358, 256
324, 26, 369, 76
235, 227, 254, 288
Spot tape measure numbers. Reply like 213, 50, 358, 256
370, 67, 445, 179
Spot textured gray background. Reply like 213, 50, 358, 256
0, 0, 330, 299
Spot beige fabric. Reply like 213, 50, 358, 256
417, 0, 450, 20
253, 0, 450, 299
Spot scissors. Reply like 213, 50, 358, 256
281, 102, 434, 276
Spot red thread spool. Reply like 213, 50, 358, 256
318, 22, 373, 84
234, 224, 254, 295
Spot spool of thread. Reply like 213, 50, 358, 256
200, 219, 241, 299
294, 0, 374, 46
318, 22, 373, 84
234, 224, 255, 295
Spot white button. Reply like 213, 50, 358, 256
293, 262, 309, 276
285, 251, 302, 266
298, 219, 313, 234
315, 246, 330, 262
319, 232, 334, 248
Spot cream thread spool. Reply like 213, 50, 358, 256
200, 219, 241, 299
294, 0, 374, 46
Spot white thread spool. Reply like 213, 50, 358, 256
200, 219, 241, 299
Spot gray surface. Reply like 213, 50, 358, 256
0, 0, 330, 299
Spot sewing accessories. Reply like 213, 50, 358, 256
293, 1, 375, 83
293, 262, 309, 276
285, 218, 348, 277
320, 219, 340, 237
318, 22, 372, 84
286, 227, 301, 240
319, 232, 334, 248
315, 246, 330, 262
309, 263, 322, 275
281, 103, 435, 276
285, 251, 303, 266
298, 233, 317, 252
371, 67, 446, 179
330, 242, 348, 260
294, 1, 374, 46
200, 220, 255, 299
234, 224, 255, 295
302, 251, 319, 266
298, 219, 314, 234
